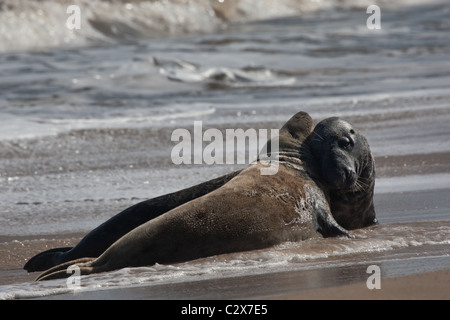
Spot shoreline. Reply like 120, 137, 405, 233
30, 254, 450, 300
0, 1, 449, 301
0, 233, 84, 286
0, 150, 449, 297
2, 221, 449, 300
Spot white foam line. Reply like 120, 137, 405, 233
0, 107, 216, 141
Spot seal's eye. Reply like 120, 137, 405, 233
338, 137, 351, 149
350, 129, 355, 134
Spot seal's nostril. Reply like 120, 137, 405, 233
344, 167, 356, 184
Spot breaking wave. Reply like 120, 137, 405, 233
154, 57, 296, 88
0, 0, 436, 52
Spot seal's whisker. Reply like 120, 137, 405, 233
352, 178, 370, 192
354, 181, 364, 192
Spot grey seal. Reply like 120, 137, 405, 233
24, 111, 311, 272
35, 112, 377, 281
23, 171, 241, 272
309, 117, 377, 229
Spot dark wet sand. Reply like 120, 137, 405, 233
39, 265, 449, 300
0, 233, 83, 285
0, 151, 449, 299
273, 268, 450, 300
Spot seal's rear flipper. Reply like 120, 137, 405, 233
24, 247, 72, 272
35, 257, 95, 281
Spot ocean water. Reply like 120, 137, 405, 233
0, 0, 449, 299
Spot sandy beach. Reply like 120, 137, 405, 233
1, 151, 449, 300
1, 0, 449, 300
274, 269, 450, 300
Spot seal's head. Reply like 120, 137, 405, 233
309, 117, 371, 192
309, 117, 376, 229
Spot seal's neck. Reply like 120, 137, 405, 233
329, 185, 377, 230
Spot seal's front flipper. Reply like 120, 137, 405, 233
314, 204, 351, 238
24, 247, 72, 272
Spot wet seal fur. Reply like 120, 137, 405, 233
309, 117, 376, 230
25, 111, 311, 272
29, 112, 377, 280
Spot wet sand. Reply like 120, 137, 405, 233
0, 1, 449, 301
1, 151, 449, 299
29, 243, 450, 300
273, 268, 450, 300
0, 233, 83, 286
47, 265, 449, 300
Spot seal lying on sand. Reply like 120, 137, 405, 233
24, 111, 311, 272
33, 112, 376, 281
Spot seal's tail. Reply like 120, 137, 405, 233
23, 247, 72, 272
35, 257, 96, 281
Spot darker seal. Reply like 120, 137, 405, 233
23, 171, 241, 272
308, 117, 376, 230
